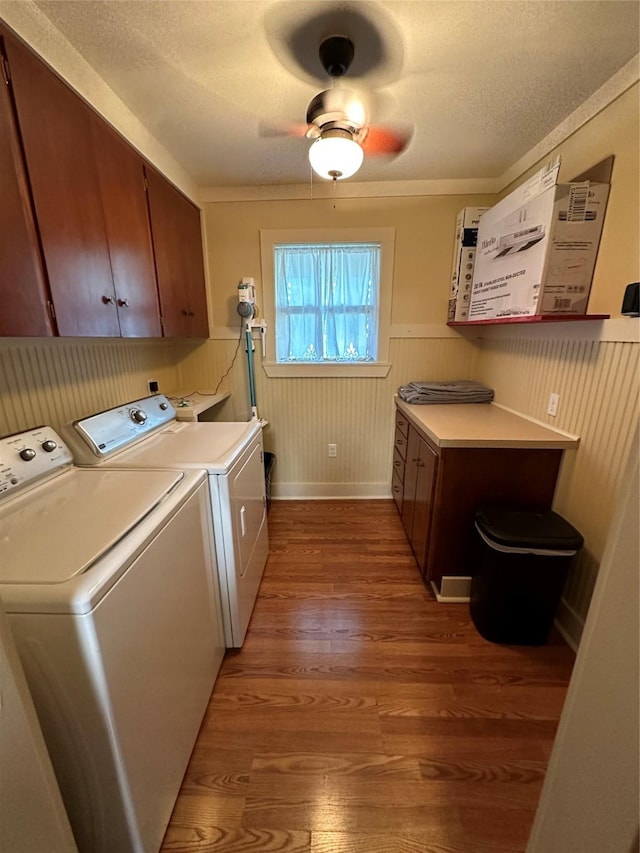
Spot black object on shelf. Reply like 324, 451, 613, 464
264, 452, 275, 512
470, 505, 583, 645
621, 282, 639, 316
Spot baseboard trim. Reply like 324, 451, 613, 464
271, 483, 392, 500
431, 576, 472, 603
554, 596, 584, 651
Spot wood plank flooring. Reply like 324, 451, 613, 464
160, 500, 575, 853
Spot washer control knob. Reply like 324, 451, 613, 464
160, 402, 169, 410
19, 448, 36, 461
42, 439, 57, 452
130, 409, 147, 424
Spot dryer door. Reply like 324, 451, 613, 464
231, 436, 268, 580
214, 432, 268, 647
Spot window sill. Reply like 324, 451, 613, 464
262, 361, 392, 378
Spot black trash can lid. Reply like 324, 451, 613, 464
475, 505, 584, 551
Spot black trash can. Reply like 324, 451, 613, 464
263, 451, 275, 512
470, 505, 583, 645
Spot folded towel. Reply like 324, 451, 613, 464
398, 380, 494, 405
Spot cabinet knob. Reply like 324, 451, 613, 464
117, 298, 130, 308
181, 309, 195, 317
102, 295, 115, 305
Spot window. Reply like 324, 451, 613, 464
274, 242, 380, 363
260, 228, 394, 378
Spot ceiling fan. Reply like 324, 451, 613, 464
271, 35, 411, 181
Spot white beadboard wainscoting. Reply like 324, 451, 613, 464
0, 338, 181, 437
1, 325, 637, 648
175, 335, 480, 497
473, 326, 639, 646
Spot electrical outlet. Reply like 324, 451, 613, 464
547, 392, 560, 417
328, 443, 337, 457
148, 379, 159, 394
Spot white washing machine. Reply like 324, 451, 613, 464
64, 395, 269, 648
0, 426, 224, 853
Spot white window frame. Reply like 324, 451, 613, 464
259, 227, 394, 378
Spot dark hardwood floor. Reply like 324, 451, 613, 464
160, 500, 575, 853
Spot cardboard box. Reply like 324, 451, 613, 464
448, 207, 488, 321
468, 160, 609, 320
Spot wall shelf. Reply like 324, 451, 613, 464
448, 314, 610, 327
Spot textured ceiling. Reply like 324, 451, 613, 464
34, 0, 640, 188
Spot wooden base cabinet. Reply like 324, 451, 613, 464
401, 422, 438, 572
393, 407, 562, 591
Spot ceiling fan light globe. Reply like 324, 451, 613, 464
308, 136, 364, 180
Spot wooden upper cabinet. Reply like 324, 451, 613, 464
3, 28, 120, 337
1, 25, 204, 341
91, 117, 162, 338
145, 166, 209, 338
0, 36, 54, 337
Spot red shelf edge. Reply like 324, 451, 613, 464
448, 314, 610, 327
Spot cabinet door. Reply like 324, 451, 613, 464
3, 29, 119, 337
401, 424, 421, 538
0, 36, 53, 337
411, 436, 438, 576
401, 424, 439, 577
145, 166, 209, 338
91, 118, 162, 338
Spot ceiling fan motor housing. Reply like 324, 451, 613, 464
318, 36, 354, 77
306, 90, 363, 134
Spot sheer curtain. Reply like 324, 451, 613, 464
274, 243, 380, 362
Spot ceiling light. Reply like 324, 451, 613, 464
308, 133, 364, 181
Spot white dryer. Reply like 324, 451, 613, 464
0, 426, 224, 853
65, 395, 269, 648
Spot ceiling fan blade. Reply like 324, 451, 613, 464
259, 120, 311, 139
360, 125, 412, 156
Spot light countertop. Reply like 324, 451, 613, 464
395, 397, 579, 449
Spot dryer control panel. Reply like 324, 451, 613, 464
0, 427, 73, 500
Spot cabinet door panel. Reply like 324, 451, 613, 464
4, 29, 119, 337
401, 425, 421, 538
0, 37, 53, 337
411, 438, 438, 577
145, 167, 208, 338
91, 119, 161, 338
